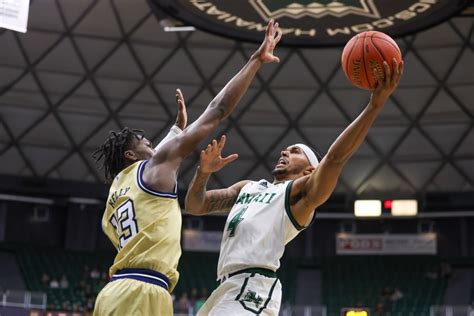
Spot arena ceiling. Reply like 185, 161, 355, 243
0, 0, 473, 198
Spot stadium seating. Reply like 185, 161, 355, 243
10, 245, 450, 314
322, 256, 447, 316
13, 247, 298, 312
15, 247, 113, 311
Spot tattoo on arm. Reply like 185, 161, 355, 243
207, 194, 238, 213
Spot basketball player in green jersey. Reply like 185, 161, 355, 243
92, 20, 282, 316
185, 60, 404, 315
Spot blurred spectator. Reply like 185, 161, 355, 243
190, 287, 199, 305
90, 267, 100, 279
84, 282, 94, 297
86, 297, 95, 311
201, 287, 209, 299
78, 279, 87, 291
41, 273, 50, 286
194, 288, 208, 312
72, 303, 80, 312
426, 265, 439, 280
60, 274, 69, 289
390, 288, 403, 301
176, 292, 191, 313
61, 300, 71, 311
82, 265, 90, 279
374, 301, 386, 313
49, 277, 59, 288
440, 261, 452, 279
101, 271, 108, 280
381, 286, 393, 300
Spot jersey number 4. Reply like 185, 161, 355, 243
109, 199, 138, 249
227, 206, 247, 237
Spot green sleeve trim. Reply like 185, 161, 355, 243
284, 180, 305, 231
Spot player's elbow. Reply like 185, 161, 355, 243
324, 152, 348, 165
208, 100, 227, 121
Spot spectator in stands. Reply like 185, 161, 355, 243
176, 292, 191, 313
426, 267, 438, 280
374, 301, 386, 314
381, 286, 393, 300
41, 273, 50, 286
194, 288, 209, 312
61, 300, 71, 311
90, 267, 100, 279
440, 260, 452, 279
390, 288, 403, 301
49, 277, 59, 288
78, 279, 86, 291
86, 297, 95, 312
190, 287, 199, 304
201, 287, 209, 299
72, 303, 80, 312
82, 265, 90, 279
100, 270, 108, 280
60, 274, 69, 289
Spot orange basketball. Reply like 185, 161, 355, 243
341, 31, 402, 90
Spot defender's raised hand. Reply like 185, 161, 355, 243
254, 19, 283, 64
175, 88, 188, 130
199, 135, 238, 174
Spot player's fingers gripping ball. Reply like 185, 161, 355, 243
341, 31, 402, 90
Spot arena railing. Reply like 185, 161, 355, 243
1, 290, 46, 310
430, 306, 474, 316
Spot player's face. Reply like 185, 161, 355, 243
127, 137, 155, 161
272, 146, 312, 179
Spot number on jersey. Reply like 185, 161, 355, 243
109, 199, 138, 249
227, 206, 247, 237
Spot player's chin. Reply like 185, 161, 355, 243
271, 166, 286, 176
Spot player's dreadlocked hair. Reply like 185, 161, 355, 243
92, 127, 145, 184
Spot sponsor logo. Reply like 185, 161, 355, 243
250, 0, 381, 20
150, 0, 469, 46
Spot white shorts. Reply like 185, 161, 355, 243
197, 272, 282, 316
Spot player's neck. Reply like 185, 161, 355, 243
272, 174, 298, 184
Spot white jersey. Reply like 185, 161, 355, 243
217, 180, 309, 280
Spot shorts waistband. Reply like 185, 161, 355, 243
219, 267, 277, 284
111, 268, 169, 290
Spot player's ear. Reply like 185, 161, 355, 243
124, 150, 137, 162
303, 166, 315, 176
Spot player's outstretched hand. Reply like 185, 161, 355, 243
175, 88, 188, 130
254, 19, 282, 64
371, 58, 404, 107
199, 135, 238, 174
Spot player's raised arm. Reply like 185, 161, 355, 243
290, 59, 404, 225
151, 19, 282, 166
153, 92, 188, 151
185, 135, 249, 215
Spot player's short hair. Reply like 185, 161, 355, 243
93, 127, 145, 183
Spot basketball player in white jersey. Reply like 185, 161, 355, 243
185, 60, 403, 315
